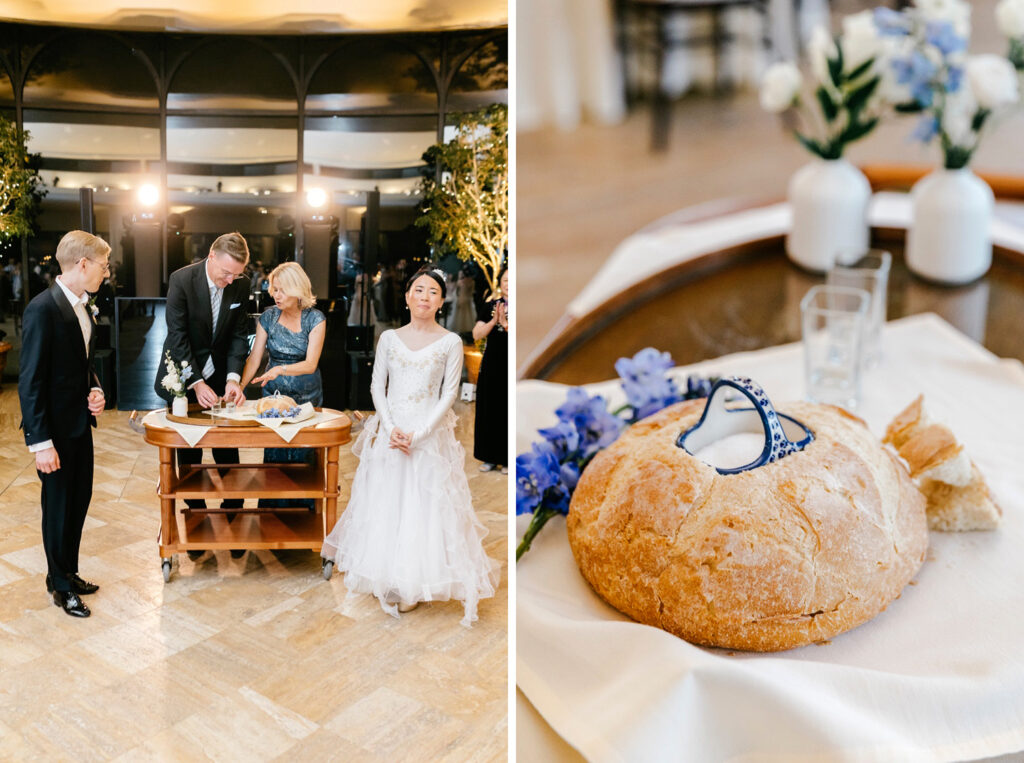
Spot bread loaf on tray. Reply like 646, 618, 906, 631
256, 394, 297, 414
567, 399, 928, 652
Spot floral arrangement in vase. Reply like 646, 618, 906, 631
875, 2, 1019, 170
161, 350, 191, 416
516, 348, 714, 560
876, 0, 1020, 284
760, 13, 891, 272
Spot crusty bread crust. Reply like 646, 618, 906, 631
567, 400, 928, 652
256, 394, 297, 414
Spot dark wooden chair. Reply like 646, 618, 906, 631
616, 0, 772, 151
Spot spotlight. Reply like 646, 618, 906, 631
138, 184, 159, 207
306, 187, 327, 209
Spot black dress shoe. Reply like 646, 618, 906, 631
230, 549, 245, 559
187, 550, 205, 561
52, 590, 90, 618
69, 574, 99, 595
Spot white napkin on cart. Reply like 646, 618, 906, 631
147, 410, 210, 448
517, 313, 1024, 762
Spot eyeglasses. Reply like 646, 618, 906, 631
209, 256, 245, 282
80, 257, 110, 274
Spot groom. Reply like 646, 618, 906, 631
19, 231, 110, 618
155, 232, 250, 557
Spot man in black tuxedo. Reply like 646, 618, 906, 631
154, 232, 250, 558
18, 231, 110, 618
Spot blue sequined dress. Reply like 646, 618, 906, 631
259, 306, 325, 508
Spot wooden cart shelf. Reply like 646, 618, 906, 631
142, 408, 352, 581
168, 464, 331, 499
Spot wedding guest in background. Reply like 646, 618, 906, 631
154, 232, 250, 558
451, 266, 477, 336
18, 231, 109, 617
472, 266, 508, 473
322, 267, 498, 625
240, 262, 326, 509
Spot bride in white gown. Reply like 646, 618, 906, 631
322, 267, 499, 626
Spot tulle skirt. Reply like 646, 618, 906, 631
322, 411, 500, 627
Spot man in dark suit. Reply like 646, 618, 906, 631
154, 232, 250, 558
18, 231, 110, 618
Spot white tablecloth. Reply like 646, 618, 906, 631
516, 313, 1024, 761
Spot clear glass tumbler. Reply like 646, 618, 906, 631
800, 284, 870, 410
827, 249, 891, 367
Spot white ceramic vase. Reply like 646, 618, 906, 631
786, 158, 871, 273
906, 168, 993, 285
171, 396, 187, 417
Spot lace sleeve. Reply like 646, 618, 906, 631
411, 334, 463, 448
371, 332, 395, 438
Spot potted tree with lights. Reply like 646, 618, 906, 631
417, 104, 508, 371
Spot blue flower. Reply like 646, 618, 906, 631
537, 420, 581, 461
515, 444, 561, 515
685, 375, 714, 399
892, 51, 937, 106
555, 387, 624, 459
615, 347, 681, 421
924, 21, 965, 57
873, 7, 909, 36
911, 114, 940, 143
945, 65, 963, 93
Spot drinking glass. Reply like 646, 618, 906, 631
800, 285, 870, 410
827, 249, 891, 367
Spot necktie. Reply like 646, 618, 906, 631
204, 285, 223, 379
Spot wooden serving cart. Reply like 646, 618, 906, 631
141, 407, 351, 582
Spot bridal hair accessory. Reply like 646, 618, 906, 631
432, 268, 445, 278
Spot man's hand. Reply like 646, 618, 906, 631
87, 389, 105, 415
36, 447, 60, 474
389, 427, 412, 456
223, 379, 245, 405
193, 380, 219, 408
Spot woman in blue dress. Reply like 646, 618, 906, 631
240, 262, 326, 507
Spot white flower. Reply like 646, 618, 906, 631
808, 26, 838, 86
841, 11, 882, 73
759, 62, 802, 112
161, 372, 180, 393
941, 89, 977, 147
996, 0, 1024, 38
966, 54, 1020, 109
914, 0, 971, 37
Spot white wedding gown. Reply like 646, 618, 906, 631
322, 330, 499, 626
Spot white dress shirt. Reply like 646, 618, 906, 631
188, 261, 241, 390
28, 277, 103, 454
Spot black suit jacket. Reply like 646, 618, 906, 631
155, 261, 250, 402
19, 283, 99, 446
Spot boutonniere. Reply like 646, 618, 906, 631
87, 295, 99, 318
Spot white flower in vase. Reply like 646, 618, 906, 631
915, 0, 971, 37
759, 63, 802, 112
966, 54, 1020, 109
807, 26, 837, 90
996, 0, 1024, 38
842, 11, 885, 74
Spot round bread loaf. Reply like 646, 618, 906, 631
567, 399, 928, 652
256, 394, 297, 414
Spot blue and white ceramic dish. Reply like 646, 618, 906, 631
677, 376, 814, 474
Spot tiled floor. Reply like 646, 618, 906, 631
0, 390, 507, 761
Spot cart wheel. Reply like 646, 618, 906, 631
161, 558, 172, 583
322, 559, 333, 581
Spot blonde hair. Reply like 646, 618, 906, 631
269, 262, 316, 309
55, 230, 111, 272
210, 232, 250, 264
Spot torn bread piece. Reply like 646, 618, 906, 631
921, 463, 1002, 532
885, 396, 1000, 531
883, 394, 933, 448
897, 423, 972, 487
